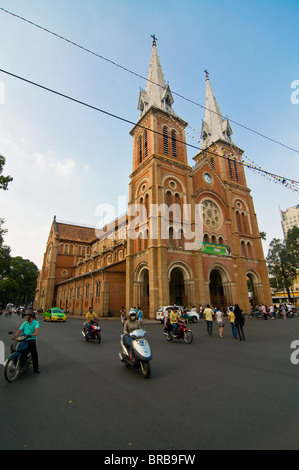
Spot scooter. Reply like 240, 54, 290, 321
164, 318, 193, 344
82, 321, 101, 343
4, 333, 33, 382
119, 328, 152, 378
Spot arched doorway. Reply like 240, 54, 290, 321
134, 263, 149, 317
169, 267, 185, 305
168, 262, 194, 307
209, 266, 231, 310
140, 269, 149, 316
246, 271, 260, 308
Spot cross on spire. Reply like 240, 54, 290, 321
151, 34, 157, 46
204, 69, 209, 79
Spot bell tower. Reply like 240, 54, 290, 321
192, 72, 272, 312
126, 36, 193, 318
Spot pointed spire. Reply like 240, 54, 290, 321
138, 36, 175, 118
200, 71, 233, 149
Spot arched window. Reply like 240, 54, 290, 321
209, 157, 215, 171
236, 211, 242, 232
175, 193, 181, 217
241, 212, 247, 233
144, 130, 148, 158
247, 242, 252, 258
241, 241, 246, 257
178, 228, 184, 248
144, 229, 148, 250
228, 159, 233, 179
163, 126, 169, 155
166, 190, 172, 206
234, 160, 239, 181
145, 194, 149, 217
139, 136, 142, 163
169, 227, 174, 247
172, 130, 177, 157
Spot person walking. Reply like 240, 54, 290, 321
120, 306, 126, 325
215, 307, 224, 338
227, 306, 237, 339
204, 304, 214, 336
137, 306, 143, 327
234, 304, 245, 341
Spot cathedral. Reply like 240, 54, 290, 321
34, 38, 272, 318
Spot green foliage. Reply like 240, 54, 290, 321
267, 227, 299, 301
0, 154, 13, 190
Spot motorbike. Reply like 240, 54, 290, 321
82, 321, 102, 343
119, 328, 152, 378
164, 318, 193, 344
248, 309, 265, 320
4, 333, 33, 382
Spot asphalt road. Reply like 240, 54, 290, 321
1, 313, 299, 451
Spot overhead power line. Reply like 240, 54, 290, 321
1, 6, 299, 156
0, 67, 298, 193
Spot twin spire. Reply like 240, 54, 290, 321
138, 35, 175, 118
138, 36, 234, 148
200, 70, 234, 149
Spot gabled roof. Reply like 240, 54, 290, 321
55, 221, 97, 243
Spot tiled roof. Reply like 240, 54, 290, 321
56, 222, 97, 243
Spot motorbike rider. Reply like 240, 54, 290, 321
170, 307, 180, 336
85, 306, 100, 335
12, 308, 40, 373
123, 310, 139, 361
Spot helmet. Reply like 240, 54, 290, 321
26, 310, 36, 318
129, 310, 137, 318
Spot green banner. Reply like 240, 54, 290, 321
200, 242, 231, 256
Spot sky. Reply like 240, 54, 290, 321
0, 0, 298, 270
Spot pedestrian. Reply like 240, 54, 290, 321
137, 306, 143, 327
12, 308, 40, 373
261, 304, 268, 320
227, 306, 237, 339
204, 304, 214, 336
120, 306, 126, 325
270, 304, 275, 319
215, 307, 224, 338
234, 304, 245, 341
182, 306, 188, 323
199, 305, 204, 319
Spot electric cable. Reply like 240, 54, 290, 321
1, 6, 299, 156
0, 67, 298, 192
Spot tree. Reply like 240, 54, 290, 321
267, 227, 299, 302
7, 257, 39, 306
0, 154, 13, 190
0, 218, 11, 279
0, 278, 19, 306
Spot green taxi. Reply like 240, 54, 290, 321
44, 307, 67, 322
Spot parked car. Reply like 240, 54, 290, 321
155, 306, 199, 323
186, 310, 200, 323
44, 307, 67, 322
156, 306, 173, 323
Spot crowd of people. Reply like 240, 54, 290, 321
200, 304, 246, 341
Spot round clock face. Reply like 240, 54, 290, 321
204, 173, 212, 184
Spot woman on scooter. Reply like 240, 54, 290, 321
12, 308, 40, 373
123, 310, 139, 361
